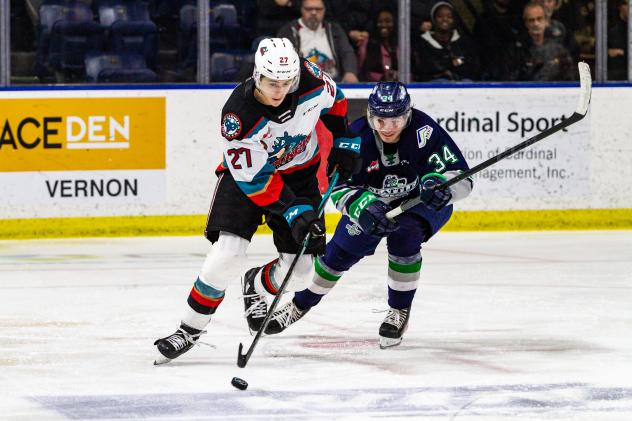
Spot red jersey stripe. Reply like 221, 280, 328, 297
326, 97, 348, 117
247, 172, 284, 206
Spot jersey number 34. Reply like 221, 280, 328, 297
428, 145, 458, 172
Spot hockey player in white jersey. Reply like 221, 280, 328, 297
153, 38, 362, 364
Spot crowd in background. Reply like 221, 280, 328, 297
7, 0, 629, 84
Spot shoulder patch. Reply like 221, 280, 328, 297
303, 60, 323, 80
416, 125, 433, 148
221, 112, 242, 140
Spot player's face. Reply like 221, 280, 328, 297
256, 77, 295, 106
371, 115, 407, 143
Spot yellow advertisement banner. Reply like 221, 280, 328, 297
0, 97, 165, 172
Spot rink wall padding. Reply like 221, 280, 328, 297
1, 209, 631, 240
1, 83, 632, 239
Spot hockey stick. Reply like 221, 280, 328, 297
237, 171, 340, 368
386, 62, 592, 220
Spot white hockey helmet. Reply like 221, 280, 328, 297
253, 37, 300, 92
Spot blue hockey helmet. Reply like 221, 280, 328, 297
367, 82, 412, 131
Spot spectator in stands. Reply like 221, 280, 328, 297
540, 0, 567, 38
256, 0, 301, 38
337, 0, 396, 49
412, 1, 481, 82
502, 1, 574, 81
572, 0, 596, 65
412, 0, 435, 39
539, 0, 579, 60
474, 0, 522, 80
278, 0, 359, 82
608, 0, 628, 80
358, 9, 399, 81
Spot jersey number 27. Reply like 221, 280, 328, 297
227, 148, 252, 169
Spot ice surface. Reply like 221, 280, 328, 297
1, 231, 631, 420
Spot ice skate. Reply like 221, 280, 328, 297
265, 300, 309, 334
242, 267, 268, 334
378, 307, 410, 349
154, 324, 205, 365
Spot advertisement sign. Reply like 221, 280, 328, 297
0, 97, 166, 204
409, 89, 591, 199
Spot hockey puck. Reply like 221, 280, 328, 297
231, 377, 248, 390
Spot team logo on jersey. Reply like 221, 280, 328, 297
368, 174, 417, 198
383, 153, 399, 166
367, 160, 379, 173
303, 60, 323, 79
269, 131, 311, 168
221, 113, 242, 140
416, 125, 433, 148
346, 222, 362, 236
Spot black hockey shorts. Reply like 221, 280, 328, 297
204, 168, 326, 255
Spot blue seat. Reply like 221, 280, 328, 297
49, 20, 105, 74
110, 20, 158, 69
98, 1, 159, 70
36, 2, 105, 79
36, 2, 64, 77
212, 4, 238, 26
209, 4, 241, 51
210, 51, 252, 82
85, 53, 158, 83
97, 0, 152, 25
177, 4, 197, 70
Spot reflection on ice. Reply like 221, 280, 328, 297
31, 383, 632, 420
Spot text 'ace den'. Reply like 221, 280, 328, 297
0, 115, 131, 150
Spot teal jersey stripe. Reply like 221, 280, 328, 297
299, 86, 324, 105
245, 117, 269, 139
194, 277, 225, 298
334, 86, 345, 101
235, 163, 276, 195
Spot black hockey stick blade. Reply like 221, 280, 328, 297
237, 172, 340, 368
386, 62, 592, 219
237, 343, 246, 368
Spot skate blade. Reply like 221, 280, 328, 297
379, 336, 403, 349
153, 352, 172, 366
